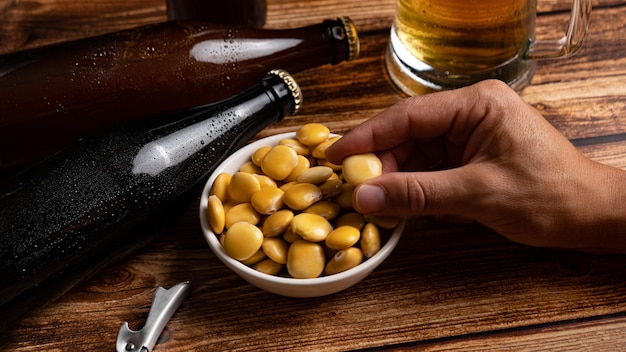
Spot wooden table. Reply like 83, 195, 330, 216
2, 0, 626, 350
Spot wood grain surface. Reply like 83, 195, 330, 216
2, 0, 626, 351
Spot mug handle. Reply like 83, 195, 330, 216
525, 0, 592, 60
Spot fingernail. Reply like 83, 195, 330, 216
355, 184, 387, 213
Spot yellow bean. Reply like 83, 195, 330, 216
334, 212, 366, 231
261, 145, 299, 181
297, 166, 333, 184
342, 153, 383, 186
253, 258, 284, 275
279, 137, 311, 155
291, 213, 333, 242
241, 249, 266, 265
279, 181, 298, 192
222, 201, 236, 215
333, 183, 354, 210
360, 223, 381, 258
225, 203, 261, 229
252, 145, 272, 167
319, 178, 343, 199
287, 240, 325, 279
223, 222, 264, 261
250, 186, 284, 215
228, 171, 261, 203
311, 136, 341, 159
210, 173, 231, 203
283, 183, 323, 211
296, 123, 330, 146
262, 209, 294, 237
303, 200, 341, 220
282, 226, 300, 243
262, 237, 289, 264
206, 195, 225, 234
239, 161, 262, 174
255, 174, 278, 188
325, 225, 361, 250
325, 247, 363, 275
284, 155, 311, 182
364, 215, 400, 229
316, 158, 342, 171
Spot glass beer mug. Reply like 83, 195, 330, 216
385, 0, 592, 95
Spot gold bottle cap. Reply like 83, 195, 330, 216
338, 16, 360, 61
269, 69, 302, 115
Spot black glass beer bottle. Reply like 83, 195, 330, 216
0, 17, 358, 171
0, 69, 301, 334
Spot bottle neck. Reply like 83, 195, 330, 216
130, 71, 300, 178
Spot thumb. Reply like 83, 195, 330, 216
352, 166, 488, 218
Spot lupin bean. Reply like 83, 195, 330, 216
262, 209, 294, 237
360, 223, 381, 258
303, 200, 341, 220
335, 212, 366, 231
284, 155, 311, 182
210, 173, 231, 202
223, 222, 264, 261
250, 186, 284, 215
206, 195, 225, 234
261, 145, 299, 180
224, 203, 261, 229
228, 172, 260, 203
279, 138, 311, 156
325, 247, 363, 275
254, 258, 283, 275
311, 136, 341, 159
297, 166, 333, 185
325, 225, 361, 250
291, 213, 333, 242
262, 237, 289, 264
287, 240, 325, 279
240, 161, 262, 174
252, 145, 271, 166
319, 178, 344, 199
255, 174, 278, 188
342, 153, 383, 186
283, 183, 322, 210
242, 249, 266, 266
296, 123, 330, 146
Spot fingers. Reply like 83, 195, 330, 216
352, 164, 490, 218
326, 80, 519, 165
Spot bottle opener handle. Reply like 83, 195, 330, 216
116, 281, 192, 352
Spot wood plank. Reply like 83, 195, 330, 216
2, 0, 626, 351
4, 215, 626, 351
379, 314, 626, 351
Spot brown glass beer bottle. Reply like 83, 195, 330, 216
0, 17, 359, 171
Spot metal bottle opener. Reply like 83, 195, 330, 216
116, 281, 192, 352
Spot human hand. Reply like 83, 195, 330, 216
326, 80, 626, 253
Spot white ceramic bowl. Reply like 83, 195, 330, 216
199, 132, 405, 297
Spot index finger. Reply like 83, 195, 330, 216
325, 80, 516, 164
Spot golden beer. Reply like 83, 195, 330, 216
394, 0, 536, 73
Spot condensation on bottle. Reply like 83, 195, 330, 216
0, 17, 359, 171
0, 69, 302, 334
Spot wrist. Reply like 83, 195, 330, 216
575, 161, 626, 253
